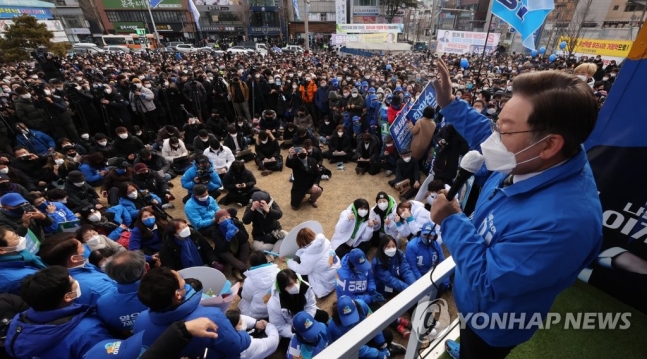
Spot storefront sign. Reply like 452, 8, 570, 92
352, 6, 379, 16
0, 6, 51, 19
102, 0, 182, 9
71, 28, 91, 34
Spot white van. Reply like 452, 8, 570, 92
72, 43, 105, 54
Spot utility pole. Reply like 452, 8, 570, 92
303, 0, 310, 50
145, 0, 162, 46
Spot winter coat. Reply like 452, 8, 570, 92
159, 229, 218, 270
134, 289, 251, 358
229, 80, 250, 102
286, 234, 340, 298
267, 283, 319, 338
239, 263, 280, 319
181, 159, 223, 192
335, 254, 377, 305
369, 195, 399, 239
240, 316, 280, 359
242, 198, 282, 239
96, 281, 147, 333
184, 196, 219, 230
371, 250, 416, 295
405, 235, 450, 287
410, 117, 436, 160
112, 136, 145, 159
204, 145, 236, 172
213, 217, 249, 254
393, 200, 430, 238
129, 225, 163, 261
299, 81, 317, 103
330, 204, 374, 250
161, 138, 189, 162
15, 130, 55, 155
68, 264, 116, 306
129, 87, 156, 113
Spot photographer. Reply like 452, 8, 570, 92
180, 155, 222, 203
204, 108, 229, 140
129, 78, 158, 128
31, 51, 63, 82
98, 83, 132, 133
36, 83, 80, 142
181, 77, 207, 120
0, 192, 52, 242
131, 163, 174, 210
13, 122, 55, 156
62, 81, 101, 134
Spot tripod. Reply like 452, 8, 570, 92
190, 81, 203, 122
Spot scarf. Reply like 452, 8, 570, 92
0, 250, 47, 269
173, 236, 203, 269
218, 219, 240, 253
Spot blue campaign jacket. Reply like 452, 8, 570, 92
286, 327, 331, 359
185, 196, 220, 230
69, 263, 116, 306
79, 163, 106, 184
15, 130, 55, 155
181, 160, 222, 192
41, 202, 77, 235
118, 194, 161, 221
405, 236, 450, 288
4, 304, 113, 359
106, 204, 133, 227
335, 254, 377, 305
327, 299, 385, 359
371, 250, 416, 296
129, 226, 162, 262
439, 99, 603, 346
96, 281, 148, 333
0, 259, 41, 295
134, 289, 251, 359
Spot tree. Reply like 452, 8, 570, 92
0, 15, 70, 61
556, 0, 594, 56
380, 0, 418, 24
235, 0, 251, 41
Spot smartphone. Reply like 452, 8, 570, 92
293, 147, 302, 153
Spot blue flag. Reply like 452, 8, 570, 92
491, 0, 554, 50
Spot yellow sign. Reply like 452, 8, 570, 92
559, 36, 632, 58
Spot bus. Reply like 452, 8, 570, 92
101, 34, 160, 49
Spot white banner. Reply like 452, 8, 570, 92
336, 0, 347, 24
352, 6, 379, 16
0, 19, 64, 32
336, 23, 403, 34
435, 30, 501, 55
51, 31, 68, 43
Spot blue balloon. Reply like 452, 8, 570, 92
559, 41, 567, 50
539, 46, 546, 55
530, 50, 538, 57
549, 54, 557, 63
460, 58, 469, 68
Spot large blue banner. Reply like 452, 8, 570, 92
389, 101, 413, 154
492, 0, 554, 50
406, 82, 438, 123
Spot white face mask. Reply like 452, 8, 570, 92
0, 168, 7, 174
21, 94, 31, 99
127, 192, 138, 199
261, 140, 268, 144
286, 284, 300, 295
576, 75, 587, 81
384, 248, 397, 257
81, 134, 90, 140
178, 226, 191, 238
73, 181, 85, 187
324, 121, 330, 125
402, 157, 411, 163
43, 89, 51, 96
602, 77, 609, 81
144, 84, 151, 88
352, 93, 358, 98
119, 134, 128, 139
88, 213, 101, 222
357, 209, 369, 217
5, 236, 27, 252
198, 195, 209, 202
378, 202, 388, 211
426, 193, 437, 206
486, 108, 497, 115
480, 132, 550, 174
135, 83, 142, 89
87, 235, 100, 246
54, 158, 64, 165
69, 280, 82, 300
97, 141, 107, 146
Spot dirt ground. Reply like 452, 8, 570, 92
159, 146, 457, 357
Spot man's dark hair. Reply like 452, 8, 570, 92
20, 266, 72, 311
193, 184, 208, 196
38, 233, 79, 267
138, 266, 180, 312
46, 188, 68, 201
427, 179, 446, 192
104, 250, 146, 284
512, 71, 598, 157
139, 148, 151, 158
249, 251, 267, 267
225, 309, 241, 328
0, 227, 9, 247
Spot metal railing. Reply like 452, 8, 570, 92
315, 257, 456, 359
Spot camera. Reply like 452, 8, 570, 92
107, 157, 129, 170
30, 83, 47, 98
20, 202, 36, 213
129, 83, 139, 92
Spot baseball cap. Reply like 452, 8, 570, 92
83, 331, 145, 358
293, 311, 326, 342
337, 296, 360, 327
0, 193, 27, 207
421, 222, 437, 236
133, 163, 148, 174
348, 249, 371, 273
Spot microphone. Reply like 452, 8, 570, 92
446, 150, 485, 202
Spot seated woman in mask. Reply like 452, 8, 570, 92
330, 198, 375, 259
220, 161, 260, 206
43, 152, 78, 189
324, 125, 352, 164
116, 182, 162, 221
75, 224, 125, 259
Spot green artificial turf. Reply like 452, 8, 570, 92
438, 281, 647, 359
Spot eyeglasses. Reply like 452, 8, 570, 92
490, 120, 543, 137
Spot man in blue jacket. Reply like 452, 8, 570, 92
335, 249, 384, 310
430, 60, 603, 359
14, 122, 55, 155
96, 250, 148, 336
4, 265, 113, 359
184, 184, 220, 232
134, 266, 251, 358
0, 227, 47, 295
405, 222, 450, 289
181, 155, 222, 203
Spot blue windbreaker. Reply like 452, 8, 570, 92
4, 304, 112, 359
327, 299, 385, 359
181, 160, 222, 192
405, 236, 450, 288
286, 327, 331, 359
69, 263, 116, 306
335, 254, 377, 305
96, 281, 148, 333
184, 196, 220, 230
0, 259, 41, 295
439, 99, 602, 346
371, 250, 416, 296
129, 226, 162, 262
134, 289, 251, 359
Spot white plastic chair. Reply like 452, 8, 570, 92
178, 266, 226, 296
279, 220, 324, 258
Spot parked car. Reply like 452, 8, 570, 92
281, 45, 304, 54
197, 46, 225, 55
175, 44, 197, 53
103, 46, 129, 54
226, 46, 255, 54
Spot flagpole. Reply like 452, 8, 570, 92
476, 13, 494, 86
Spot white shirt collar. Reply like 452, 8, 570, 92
513, 159, 568, 183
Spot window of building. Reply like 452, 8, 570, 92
250, 0, 276, 6
251, 12, 263, 26
625, 4, 645, 12
613, 5, 619, 10
263, 12, 278, 26
353, 0, 377, 6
